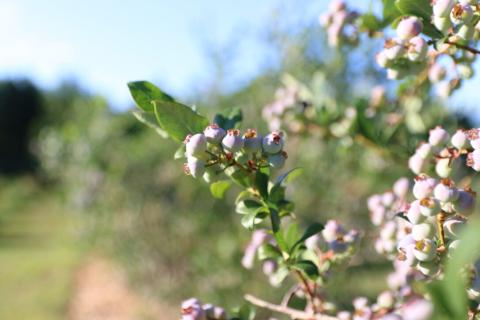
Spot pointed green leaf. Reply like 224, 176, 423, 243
128, 81, 174, 112
210, 180, 232, 199
152, 100, 209, 142
132, 110, 169, 138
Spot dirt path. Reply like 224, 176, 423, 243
68, 256, 178, 320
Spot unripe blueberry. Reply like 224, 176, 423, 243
451, 129, 467, 149
433, 15, 452, 33
413, 239, 437, 261
394, 177, 410, 199
242, 129, 262, 154
409, 153, 426, 175
368, 194, 383, 211
451, 3, 473, 24
428, 63, 447, 83
417, 143, 433, 159
419, 197, 440, 217
186, 157, 206, 179
377, 291, 395, 309
455, 189, 476, 215
443, 218, 465, 238
262, 131, 284, 154
407, 200, 426, 224
268, 151, 287, 170
380, 221, 397, 239
221, 129, 244, 153
428, 126, 449, 146
385, 39, 406, 60
433, 180, 458, 202
417, 261, 440, 276
185, 133, 207, 157
353, 297, 369, 310
397, 235, 417, 266
432, 0, 455, 17
435, 157, 452, 178
262, 260, 277, 275
412, 223, 434, 241
204, 124, 226, 144
407, 37, 428, 61
371, 207, 386, 226
397, 17, 423, 40
413, 175, 437, 200
401, 299, 433, 320
337, 311, 352, 320
329, 239, 348, 253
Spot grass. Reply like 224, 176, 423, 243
0, 178, 85, 320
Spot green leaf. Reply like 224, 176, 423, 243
270, 209, 281, 233
292, 260, 319, 279
284, 223, 301, 252
213, 107, 243, 130
383, 0, 402, 24
152, 100, 209, 142
275, 168, 304, 186
225, 167, 251, 188
257, 244, 282, 260
395, 0, 443, 38
231, 304, 256, 320
359, 13, 383, 32
131, 110, 169, 138
127, 81, 174, 113
210, 180, 232, 199
427, 218, 480, 320
255, 171, 269, 200
290, 223, 324, 253
174, 144, 186, 159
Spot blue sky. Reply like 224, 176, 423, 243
0, 0, 478, 113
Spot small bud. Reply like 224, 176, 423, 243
322, 220, 346, 242
467, 129, 480, 149
377, 291, 395, 309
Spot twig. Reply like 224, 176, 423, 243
427, 39, 480, 55
294, 270, 318, 313
244, 294, 338, 320
281, 285, 300, 307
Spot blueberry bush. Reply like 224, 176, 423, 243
127, 1, 480, 319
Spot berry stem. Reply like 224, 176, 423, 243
436, 211, 447, 250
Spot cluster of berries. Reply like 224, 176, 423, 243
368, 178, 410, 259
181, 298, 227, 320
241, 230, 281, 286
409, 126, 480, 175
376, 17, 429, 80
183, 125, 287, 181
432, 0, 480, 40
335, 294, 433, 320
305, 220, 359, 255
369, 127, 479, 305
319, 0, 359, 47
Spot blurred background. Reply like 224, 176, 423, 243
0, 0, 479, 319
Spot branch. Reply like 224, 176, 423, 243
244, 294, 338, 320
428, 39, 480, 55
